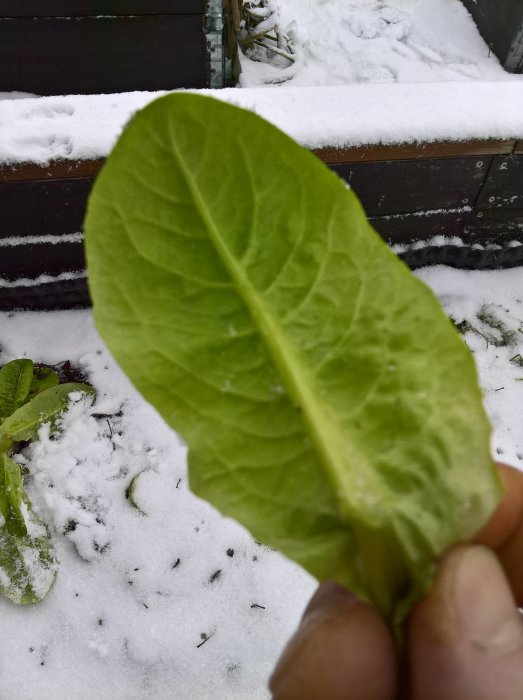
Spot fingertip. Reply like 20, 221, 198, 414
475, 463, 523, 603
475, 463, 523, 550
270, 583, 397, 700
408, 545, 523, 700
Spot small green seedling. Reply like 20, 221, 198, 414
0, 358, 94, 604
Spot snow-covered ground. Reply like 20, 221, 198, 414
0, 267, 521, 700
239, 0, 513, 86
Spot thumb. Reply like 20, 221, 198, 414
407, 545, 523, 700
269, 581, 398, 700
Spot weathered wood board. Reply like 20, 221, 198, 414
0, 242, 85, 280
0, 3, 208, 95
0, 1, 204, 15
0, 179, 92, 238
476, 156, 523, 211
0, 141, 522, 311
331, 156, 490, 216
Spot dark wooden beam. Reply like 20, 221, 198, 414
475, 155, 523, 210
0, 1, 205, 17
0, 159, 105, 183
0, 15, 208, 95
1, 140, 516, 183
0, 278, 90, 312
0, 178, 93, 237
331, 156, 489, 217
313, 140, 515, 164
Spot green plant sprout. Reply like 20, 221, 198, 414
0, 358, 94, 604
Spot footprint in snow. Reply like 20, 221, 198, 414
342, 4, 410, 41
21, 103, 75, 120
13, 133, 74, 159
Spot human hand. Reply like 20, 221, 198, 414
269, 463, 523, 700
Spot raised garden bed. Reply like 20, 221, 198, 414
0, 0, 236, 94
0, 81, 522, 311
1, 138, 522, 311
461, 0, 523, 73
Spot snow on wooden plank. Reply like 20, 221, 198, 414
1, 84, 523, 166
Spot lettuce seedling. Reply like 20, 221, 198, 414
85, 94, 501, 628
0, 358, 94, 603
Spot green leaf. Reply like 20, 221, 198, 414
84, 93, 501, 625
28, 365, 60, 401
0, 454, 27, 537
0, 383, 95, 443
126, 469, 150, 516
0, 495, 57, 604
0, 359, 34, 422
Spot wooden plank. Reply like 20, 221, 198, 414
0, 160, 104, 183
0, 140, 510, 183
0, 179, 93, 237
475, 155, 523, 210
0, 15, 208, 95
372, 208, 523, 246
399, 244, 523, 271
0, 1, 205, 17
0, 243, 84, 279
0, 278, 90, 311
370, 210, 469, 245
464, 208, 523, 243
314, 140, 514, 164
461, 0, 523, 71
330, 156, 490, 217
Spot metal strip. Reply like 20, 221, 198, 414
206, 0, 225, 88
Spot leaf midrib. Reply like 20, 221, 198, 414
167, 136, 371, 519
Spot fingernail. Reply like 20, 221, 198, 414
442, 545, 523, 654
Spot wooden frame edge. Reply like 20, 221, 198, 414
0, 139, 518, 182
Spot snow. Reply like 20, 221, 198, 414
0, 80, 521, 166
0, 267, 521, 698
391, 234, 523, 254
416, 267, 523, 466
0, 233, 83, 248
0, 312, 313, 699
0, 271, 86, 289
239, 0, 512, 86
